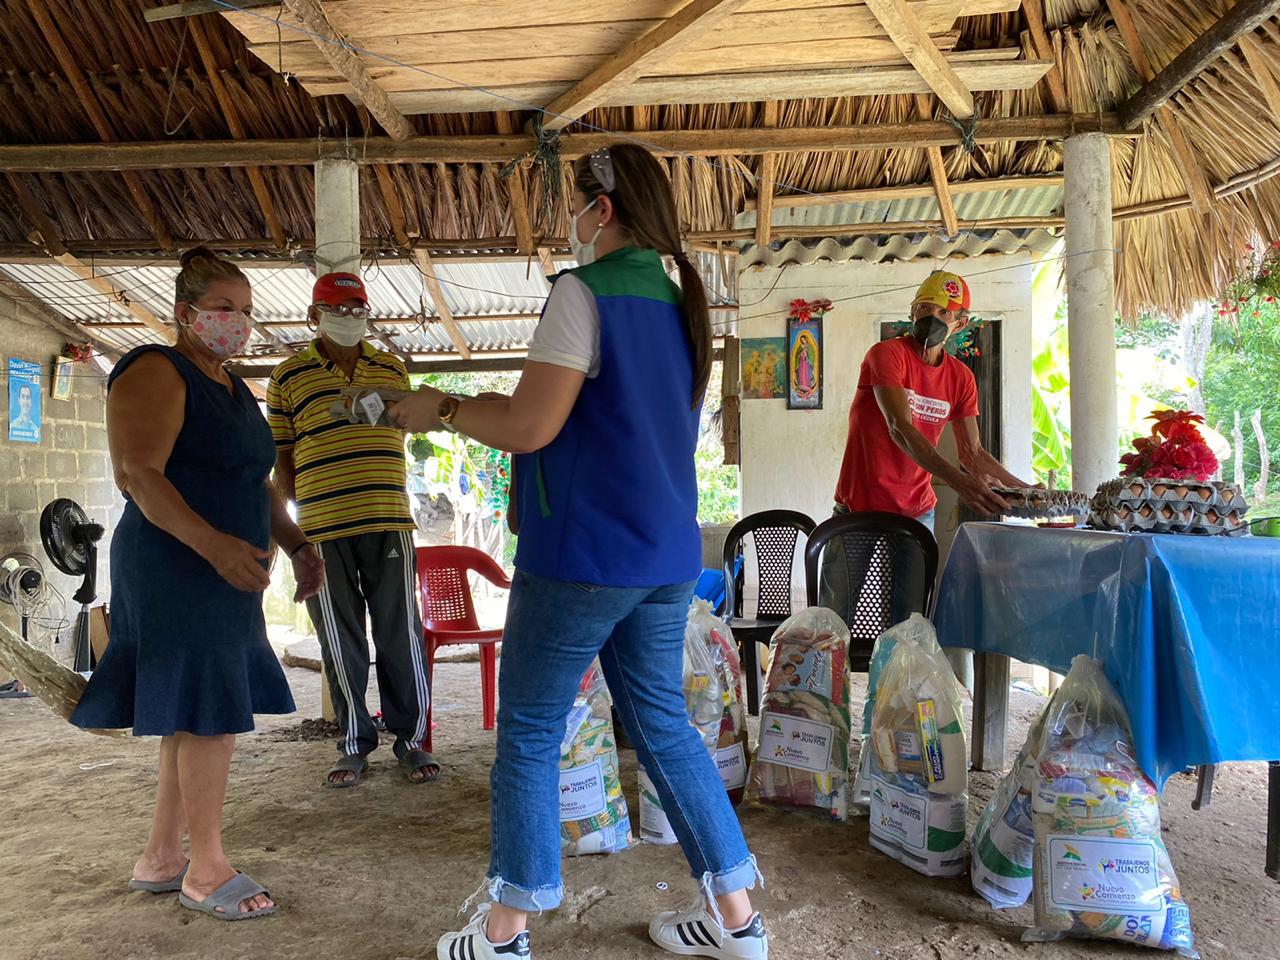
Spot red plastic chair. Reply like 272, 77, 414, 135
415, 545, 511, 751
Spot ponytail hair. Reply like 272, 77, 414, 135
175, 246, 247, 307
573, 144, 712, 408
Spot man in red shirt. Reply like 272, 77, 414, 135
821, 271, 1033, 621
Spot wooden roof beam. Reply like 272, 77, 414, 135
915, 95, 960, 238
864, 0, 975, 118
4, 173, 67, 257
25, 0, 173, 250
754, 102, 779, 249
539, 0, 753, 132
495, 113, 535, 255
145, 0, 279, 21
0, 115, 1137, 173
411, 249, 472, 360
281, 0, 414, 141
1021, 0, 1071, 113
188, 18, 286, 250
1105, 0, 1214, 213
53, 254, 170, 337
1119, 0, 1280, 129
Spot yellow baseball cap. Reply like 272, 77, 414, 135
913, 271, 971, 312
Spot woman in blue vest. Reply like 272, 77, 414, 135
390, 144, 767, 960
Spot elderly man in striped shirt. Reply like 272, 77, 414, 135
267, 272, 437, 788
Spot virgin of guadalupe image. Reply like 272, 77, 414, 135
791, 331, 818, 399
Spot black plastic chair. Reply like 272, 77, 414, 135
723, 509, 815, 715
803, 511, 939, 672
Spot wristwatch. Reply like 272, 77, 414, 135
438, 395, 461, 432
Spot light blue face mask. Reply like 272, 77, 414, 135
569, 199, 603, 266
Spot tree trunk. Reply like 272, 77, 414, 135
1182, 303, 1213, 416
1252, 409, 1270, 503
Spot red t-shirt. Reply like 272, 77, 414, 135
834, 336, 979, 517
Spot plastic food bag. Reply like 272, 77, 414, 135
560, 662, 633, 856
852, 614, 940, 812
866, 615, 968, 876
1024, 656, 1197, 957
748, 607, 852, 822
971, 704, 1051, 908
640, 601, 749, 843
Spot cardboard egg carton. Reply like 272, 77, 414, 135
328, 386, 411, 426
992, 487, 1089, 520
1088, 478, 1250, 536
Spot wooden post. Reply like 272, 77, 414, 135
320, 667, 335, 722
1234, 410, 1246, 489
722, 335, 741, 466
1252, 409, 1270, 503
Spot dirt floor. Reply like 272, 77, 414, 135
1, 657, 1276, 960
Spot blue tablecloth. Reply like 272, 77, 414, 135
934, 523, 1280, 789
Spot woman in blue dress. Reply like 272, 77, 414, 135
71, 247, 325, 921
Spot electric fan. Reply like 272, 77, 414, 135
40, 499, 104, 673
0, 552, 47, 641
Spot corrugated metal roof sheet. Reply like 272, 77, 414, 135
2, 253, 740, 360
739, 229, 1062, 268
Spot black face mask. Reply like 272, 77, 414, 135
912, 314, 949, 348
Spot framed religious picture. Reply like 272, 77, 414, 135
786, 299, 829, 410
740, 337, 787, 400
52, 356, 74, 401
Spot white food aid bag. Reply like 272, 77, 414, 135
638, 600, 728, 845
1023, 656, 1198, 958
971, 704, 1052, 908
559, 662, 633, 856
866, 614, 969, 876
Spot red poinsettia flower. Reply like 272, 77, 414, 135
789, 298, 811, 322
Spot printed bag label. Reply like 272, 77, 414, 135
1046, 836, 1162, 913
869, 779, 927, 851
759, 712, 834, 774
559, 761, 607, 822
715, 742, 748, 790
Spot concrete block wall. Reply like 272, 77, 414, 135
1, 290, 121, 659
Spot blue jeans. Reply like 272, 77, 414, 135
483, 571, 760, 912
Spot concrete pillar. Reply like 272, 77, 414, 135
314, 158, 361, 276
1064, 133, 1118, 495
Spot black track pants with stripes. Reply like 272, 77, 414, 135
305, 529, 429, 757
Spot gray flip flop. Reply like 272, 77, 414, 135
129, 861, 189, 894
397, 747, 441, 784
325, 753, 368, 788
178, 873, 277, 921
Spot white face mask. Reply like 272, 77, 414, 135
569, 199, 603, 267
317, 308, 367, 347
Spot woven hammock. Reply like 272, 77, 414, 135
0, 619, 126, 738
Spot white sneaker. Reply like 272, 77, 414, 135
437, 904, 532, 960
649, 902, 768, 959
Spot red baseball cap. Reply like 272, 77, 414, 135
313, 272, 368, 306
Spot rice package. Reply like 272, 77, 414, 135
748, 607, 852, 822
867, 618, 968, 877
640, 601, 750, 844
852, 614, 938, 812
560, 662, 633, 856
971, 704, 1051, 908
1023, 656, 1198, 958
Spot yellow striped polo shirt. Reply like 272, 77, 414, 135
266, 340, 414, 542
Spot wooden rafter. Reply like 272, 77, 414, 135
754, 102, 779, 248
744, 174, 1065, 211
915, 95, 960, 237
1106, 0, 1214, 213
537, 247, 558, 279
864, 0, 975, 118
5, 173, 67, 257
495, 113, 535, 255
1119, 0, 1280, 129
539, 0, 752, 131
412, 249, 472, 360
1239, 34, 1280, 123
0, 115, 1137, 173
281, 0, 414, 141
188, 18, 286, 249
372, 164, 411, 248
1021, 0, 1071, 113
53, 254, 170, 336
145, 0, 279, 21
0, 273, 123, 360
25, 0, 173, 250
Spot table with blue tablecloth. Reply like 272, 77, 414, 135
934, 522, 1280, 878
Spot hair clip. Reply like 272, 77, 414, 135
588, 148, 617, 193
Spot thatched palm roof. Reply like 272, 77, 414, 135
0, 0, 1277, 324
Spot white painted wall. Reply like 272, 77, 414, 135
737, 255, 1035, 566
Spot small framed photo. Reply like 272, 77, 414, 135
52, 356, 74, 401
